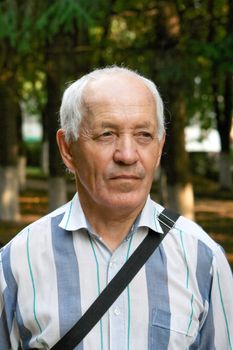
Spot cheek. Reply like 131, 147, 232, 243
151, 145, 163, 167
141, 150, 159, 171
89, 147, 115, 172
76, 154, 109, 184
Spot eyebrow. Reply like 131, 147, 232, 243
99, 122, 117, 129
98, 120, 154, 129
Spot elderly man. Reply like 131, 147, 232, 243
0, 67, 232, 350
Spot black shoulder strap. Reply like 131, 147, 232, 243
50, 208, 180, 350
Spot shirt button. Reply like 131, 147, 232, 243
109, 261, 116, 268
114, 307, 120, 316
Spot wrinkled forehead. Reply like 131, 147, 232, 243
78, 75, 158, 134
82, 74, 156, 109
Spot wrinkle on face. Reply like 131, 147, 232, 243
69, 73, 164, 217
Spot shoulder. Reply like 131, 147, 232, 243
174, 214, 220, 254
150, 198, 223, 259
0, 202, 68, 263
0, 203, 71, 295
169, 211, 230, 275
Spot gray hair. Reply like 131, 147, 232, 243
59, 66, 165, 143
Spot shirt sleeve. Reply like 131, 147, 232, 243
199, 246, 233, 349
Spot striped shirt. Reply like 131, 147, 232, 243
0, 194, 232, 350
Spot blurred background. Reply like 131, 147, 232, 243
0, 0, 232, 267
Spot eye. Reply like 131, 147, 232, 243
96, 130, 116, 142
135, 131, 153, 143
101, 131, 114, 137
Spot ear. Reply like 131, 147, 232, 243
56, 129, 75, 172
155, 132, 166, 168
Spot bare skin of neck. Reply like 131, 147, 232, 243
81, 201, 144, 251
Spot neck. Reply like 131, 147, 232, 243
80, 201, 143, 251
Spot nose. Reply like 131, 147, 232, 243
113, 134, 139, 165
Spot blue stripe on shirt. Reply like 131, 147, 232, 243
196, 241, 213, 302
2, 244, 17, 333
0, 306, 11, 349
51, 214, 83, 350
146, 243, 170, 350
189, 240, 215, 350
1, 243, 32, 349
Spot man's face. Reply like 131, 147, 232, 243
68, 75, 164, 215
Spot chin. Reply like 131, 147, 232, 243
103, 192, 148, 211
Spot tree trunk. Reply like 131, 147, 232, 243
162, 93, 195, 219
45, 64, 67, 210
41, 140, 49, 175
48, 177, 67, 211
219, 151, 232, 189
41, 107, 49, 175
0, 167, 20, 221
44, 30, 93, 210
166, 183, 194, 220
17, 102, 27, 190
0, 81, 20, 221
212, 70, 232, 190
18, 156, 27, 191
219, 70, 232, 189
151, 1, 194, 219
209, 0, 232, 190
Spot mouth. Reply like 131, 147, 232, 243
110, 175, 141, 180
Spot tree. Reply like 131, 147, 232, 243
185, 0, 233, 189
209, 0, 233, 189
149, 1, 196, 218
0, 0, 26, 221
33, 0, 99, 209
0, 0, 47, 220
0, 70, 20, 220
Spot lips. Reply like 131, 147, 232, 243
108, 167, 145, 180
110, 175, 141, 180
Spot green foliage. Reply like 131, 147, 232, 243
35, 0, 96, 40
21, 71, 46, 116
0, 1, 34, 53
0, 0, 18, 45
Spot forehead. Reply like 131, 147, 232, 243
82, 74, 157, 126
84, 74, 155, 105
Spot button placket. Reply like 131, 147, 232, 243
108, 241, 132, 350
114, 307, 121, 316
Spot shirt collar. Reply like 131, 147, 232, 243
59, 193, 164, 234
59, 193, 89, 231
137, 195, 164, 234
